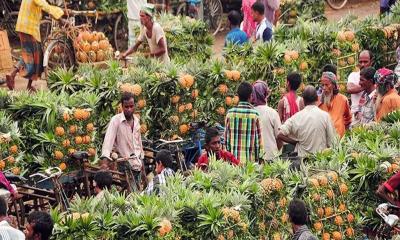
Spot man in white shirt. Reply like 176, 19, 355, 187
251, 2, 273, 42
0, 197, 25, 240
278, 86, 337, 158
121, 4, 170, 63
347, 50, 373, 118
127, 0, 147, 48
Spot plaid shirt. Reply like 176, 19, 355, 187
144, 168, 174, 195
16, 0, 64, 42
224, 101, 264, 162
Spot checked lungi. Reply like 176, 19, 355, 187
16, 32, 43, 80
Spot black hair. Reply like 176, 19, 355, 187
360, 67, 376, 83
251, 1, 265, 15
27, 211, 54, 240
287, 72, 302, 91
120, 92, 135, 105
155, 150, 174, 169
288, 199, 308, 225
237, 82, 253, 102
205, 127, 220, 145
322, 64, 337, 75
302, 86, 318, 105
0, 197, 7, 216
228, 10, 242, 26
94, 171, 113, 190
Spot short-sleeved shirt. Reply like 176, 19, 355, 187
279, 105, 336, 158
359, 89, 377, 124
255, 18, 273, 42
254, 105, 281, 160
197, 150, 240, 167
347, 71, 363, 113
138, 22, 170, 63
225, 28, 248, 46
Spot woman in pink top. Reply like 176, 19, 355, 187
241, 0, 257, 38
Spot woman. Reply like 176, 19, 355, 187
241, 0, 257, 38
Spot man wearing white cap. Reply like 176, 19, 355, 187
127, 0, 147, 48
121, 4, 170, 64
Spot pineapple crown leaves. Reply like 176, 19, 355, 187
262, 159, 291, 178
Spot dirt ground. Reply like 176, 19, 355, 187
1, 0, 380, 91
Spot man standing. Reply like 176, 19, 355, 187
127, 0, 147, 48
356, 67, 377, 124
0, 197, 25, 239
197, 127, 239, 168
251, 2, 273, 43
347, 50, 373, 119
25, 211, 54, 240
375, 68, 400, 121
263, 0, 280, 26
251, 80, 281, 161
288, 199, 318, 240
277, 72, 304, 123
225, 82, 263, 163
319, 72, 352, 138
225, 10, 248, 46
101, 92, 144, 169
121, 4, 170, 63
278, 86, 336, 158
3, 0, 65, 91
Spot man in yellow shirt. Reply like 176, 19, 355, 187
3, 0, 65, 91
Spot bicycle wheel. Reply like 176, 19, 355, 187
326, 0, 348, 10
43, 40, 75, 73
40, 18, 52, 44
114, 14, 129, 52
204, 0, 223, 36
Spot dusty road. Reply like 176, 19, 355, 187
1, 0, 380, 91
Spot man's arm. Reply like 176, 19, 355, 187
277, 99, 284, 123
33, 0, 64, 19
101, 118, 118, 159
224, 115, 231, 152
343, 99, 352, 129
277, 117, 298, 145
325, 117, 337, 148
254, 118, 264, 161
150, 37, 167, 57
347, 82, 364, 94
277, 133, 298, 145
121, 40, 143, 58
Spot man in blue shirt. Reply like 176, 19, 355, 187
225, 10, 248, 46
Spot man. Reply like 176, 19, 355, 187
0, 197, 25, 239
197, 127, 239, 169
93, 171, 113, 199
225, 10, 248, 46
356, 67, 377, 124
381, 0, 397, 14
127, 0, 147, 48
263, 0, 280, 26
251, 80, 281, 161
251, 2, 273, 43
101, 92, 144, 170
278, 86, 336, 158
319, 72, 352, 138
288, 199, 318, 240
25, 211, 53, 240
2, 0, 66, 91
144, 150, 174, 195
225, 82, 263, 163
120, 4, 170, 63
375, 68, 400, 121
347, 50, 373, 118
277, 72, 304, 123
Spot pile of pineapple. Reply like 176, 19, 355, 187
0, 111, 23, 175
307, 171, 356, 240
74, 31, 114, 63
118, 82, 149, 135
53, 108, 96, 171
335, 30, 359, 91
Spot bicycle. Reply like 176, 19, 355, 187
374, 203, 400, 239
326, 0, 348, 10
176, 0, 223, 36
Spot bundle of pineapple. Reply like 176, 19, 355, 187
73, 30, 114, 64
53, 108, 96, 172
280, 0, 325, 26
118, 82, 149, 135
381, 24, 400, 67
0, 111, 23, 175
306, 171, 357, 240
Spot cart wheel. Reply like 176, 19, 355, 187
40, 18, 52, 44
43, 40, 75, 74
326, 0, 348, 10
114, 14, 129, 52
204, 0, 223, 36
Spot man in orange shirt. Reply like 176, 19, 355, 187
375, 68, 400, 121
319, 72, 351, 137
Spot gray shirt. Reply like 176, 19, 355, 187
279, 105, 337, 157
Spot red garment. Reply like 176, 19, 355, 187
197, 150, 240, 167
0, 172, 15, 194
384, 171, 400, 193
285, 91, 299, 117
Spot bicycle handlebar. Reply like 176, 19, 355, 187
69, 10, 97, 16
29, 167, 62, 183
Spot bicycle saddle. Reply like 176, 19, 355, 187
4, 173, 27, 182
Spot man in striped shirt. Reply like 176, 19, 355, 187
144, 150, 175, 195
0, 197, 24, 240
225, 82, 264, 163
